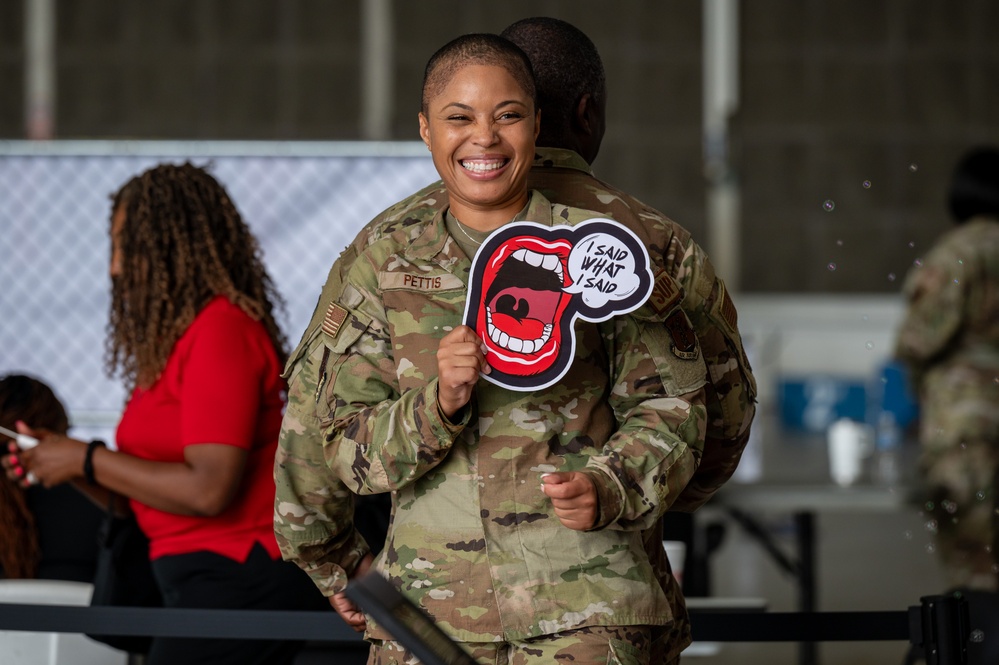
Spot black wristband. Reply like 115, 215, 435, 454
84, 439, 106, 485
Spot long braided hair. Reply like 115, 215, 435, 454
0, 374, 70, 579
105, 163, 287, 391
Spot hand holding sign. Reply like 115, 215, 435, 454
436, 325, 490, 419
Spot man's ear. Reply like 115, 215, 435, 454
418, 113, 431, 150
534, 109, 541, 141
575, 93, 597, 136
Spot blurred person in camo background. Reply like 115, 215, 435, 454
896, 146, 999, 592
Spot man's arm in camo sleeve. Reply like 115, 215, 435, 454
671, 242, 757, 512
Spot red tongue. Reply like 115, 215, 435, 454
491, 311, 546, 339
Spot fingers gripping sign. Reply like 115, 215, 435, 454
541, 471, 598, 531
436, 325, 491, 420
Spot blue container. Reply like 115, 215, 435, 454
779, 376, 868, 433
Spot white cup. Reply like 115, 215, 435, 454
827, 418, 873, 486
662, 540, 686, 587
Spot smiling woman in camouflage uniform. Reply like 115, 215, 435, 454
282, 33, 707, 665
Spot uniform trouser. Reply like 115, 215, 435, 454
148, 541, 330, 665
368, 625, 675, 665
921, 440, 999, 591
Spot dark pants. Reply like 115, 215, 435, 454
148, 542, 329, 665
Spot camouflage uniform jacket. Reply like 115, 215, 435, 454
322, 189, 707, 643
895, 216, 999, 451
274, 148, 753, 653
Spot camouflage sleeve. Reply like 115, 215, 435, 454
582, 305, 708, 532
273, 244, 370, 596
895, 247, 965, 379
670, 242, 757, 512
323, 254, 467, 495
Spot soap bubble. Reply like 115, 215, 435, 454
970, 630, 984, 644
865, 341, 875, 350
827, 263, 837, 271
888, 273, 896, 281
909, 164, 918, 172
823, 200, 835, 212
862, 180, 872, 188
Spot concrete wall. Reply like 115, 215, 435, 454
2, 0, 997, 292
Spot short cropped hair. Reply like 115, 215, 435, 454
948, 146, 999, 223
421, 33, 536, 114
501, 17, 606, 146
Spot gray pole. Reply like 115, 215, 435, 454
703, 0, 740, 290
361, 0, 394, 140
25, 0, 56, 139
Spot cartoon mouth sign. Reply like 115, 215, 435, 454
463, 219, 653, 391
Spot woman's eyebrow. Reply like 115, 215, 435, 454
441, 100, 528, 112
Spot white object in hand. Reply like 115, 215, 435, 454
0, 425, 39, 450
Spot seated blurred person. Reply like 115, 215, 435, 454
0, 373, 104, 581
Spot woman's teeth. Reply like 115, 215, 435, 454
461, 159, 505, 173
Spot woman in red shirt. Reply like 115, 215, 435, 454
4, 163, 327, 664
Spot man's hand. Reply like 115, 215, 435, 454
436, 325, 489, 419
542, 471, 598, 531
330, 552, 374, 632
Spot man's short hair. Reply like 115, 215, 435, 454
501, 17, 606, 142
948, 146, 999, 223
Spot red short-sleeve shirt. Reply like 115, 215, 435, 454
116, 297, 285, 562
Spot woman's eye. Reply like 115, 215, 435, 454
499, 112, 523, 121
447, 114, 470, 122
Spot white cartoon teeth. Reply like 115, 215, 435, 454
511, 248, 564, 281
486, 308, 553, 354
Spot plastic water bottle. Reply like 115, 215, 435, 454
874, 410, 902, 485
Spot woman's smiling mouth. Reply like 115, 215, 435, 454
460, 158, 508, 174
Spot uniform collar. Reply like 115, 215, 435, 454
533, 147, 593, 175
405, 190, 556, 265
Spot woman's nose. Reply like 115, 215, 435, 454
471, 119, 498, 146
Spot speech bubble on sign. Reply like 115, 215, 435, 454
462, 218, 653, 391
564, 231, 643, 308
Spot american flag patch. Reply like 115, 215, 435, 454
322, 303, 349, 338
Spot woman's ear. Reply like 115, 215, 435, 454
418, 113, 431, 151
534, 109, 541, 141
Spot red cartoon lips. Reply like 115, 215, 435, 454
476, 234, 573, 379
